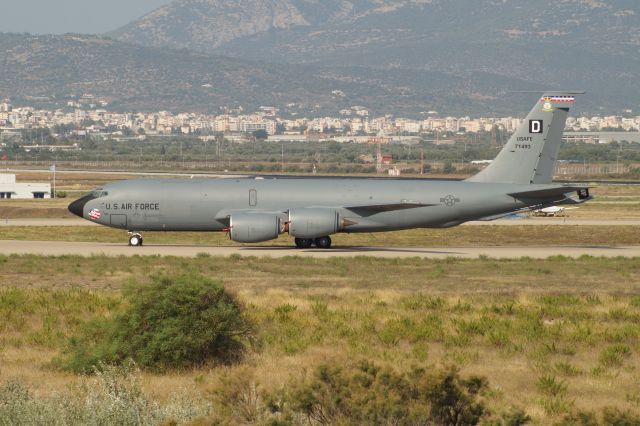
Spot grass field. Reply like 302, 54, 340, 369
1, 254, 640, 424
2, 224, 640, 248
2, 173, 640, 423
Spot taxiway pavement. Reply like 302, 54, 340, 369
1, 240, 639, 259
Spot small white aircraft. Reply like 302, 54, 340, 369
532, 206, 579, 217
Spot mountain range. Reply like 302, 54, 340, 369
0, 33, 542, 116
2, 0, 640, 115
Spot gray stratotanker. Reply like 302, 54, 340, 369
69, 92, 591, 248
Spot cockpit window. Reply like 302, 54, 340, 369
90, 188, 109, 198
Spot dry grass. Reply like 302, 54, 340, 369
1, 254, 640, 424
1, 254, 640, 423
1, 254, 639, 294
0, 199, 75, 219
2, 224, 640, 247
13, 171, 144, 191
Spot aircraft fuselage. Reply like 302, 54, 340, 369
69, 178, 570, 233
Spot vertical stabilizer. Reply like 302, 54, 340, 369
467, 92, 581, 184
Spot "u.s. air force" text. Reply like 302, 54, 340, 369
105, 203, 160, 210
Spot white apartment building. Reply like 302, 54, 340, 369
241, 120, 276, 135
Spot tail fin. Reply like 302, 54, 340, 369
467, 92, 582, 184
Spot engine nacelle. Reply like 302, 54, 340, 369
229, 213, 282, 243
288, 208, 342, 238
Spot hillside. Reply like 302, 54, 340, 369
111, 0, 640, 113
0, 33, 544, 116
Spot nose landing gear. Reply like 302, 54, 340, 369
128, 232, 143, 247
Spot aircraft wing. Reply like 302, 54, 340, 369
345, 202, 435, 217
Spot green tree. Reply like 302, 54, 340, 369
252, 129, 268, 140
64, 274, 254, 372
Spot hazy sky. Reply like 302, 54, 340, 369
0, 0, 172, 35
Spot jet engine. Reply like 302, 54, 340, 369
288, 208, 342, 238
229, 213, 283, 243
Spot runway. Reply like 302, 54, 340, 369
2, 218, 640, 227
1, 240, 639, 259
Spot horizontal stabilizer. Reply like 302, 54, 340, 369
508, 186, 589, 199
476, 209, 531, 221
346, 202, 434, 217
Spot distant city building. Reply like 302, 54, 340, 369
241, 120, 276, 135
1, 102, 639, 145
563, 131, 640, 144
0, 100, 11, 113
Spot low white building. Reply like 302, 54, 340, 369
0, 174, 51, 199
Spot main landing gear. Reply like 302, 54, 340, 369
294, 236, 332, 249
128, 232, 143, 247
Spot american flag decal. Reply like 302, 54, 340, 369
543, 96, 575, 103
88, 208, 101, 220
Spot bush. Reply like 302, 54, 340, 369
284, 362, 491, 425
599, 344, 632, 368
203, 361, 502, 425
442, 162, 455, 174
556, 407, 640, 426
0, 362, 208, 425
64, 274, 254, 372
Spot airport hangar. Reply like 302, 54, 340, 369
0, 173, 51, 199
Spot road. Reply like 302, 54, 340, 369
1, 240, 639, 259
2, 218, 640, 227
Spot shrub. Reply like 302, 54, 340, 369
441, 162, 455, 174
536, 375, 567, 397
207, 361, 499, 425
500, 407, 532, 425
0, 362, 208, 425
555, 410, 598, 426
209, 366, 264, 424
556, 407, 640, 426
601, 407, 640, 425
599, 344, 632, 368
286, 362, 490, 425
427, 369, 489, 426
64, 274, 254, 372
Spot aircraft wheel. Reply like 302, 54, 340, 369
295, 238, 313, 249
314, 236, 332, 249
129, 233, 143, 247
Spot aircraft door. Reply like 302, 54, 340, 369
249, 189, 257, 207
110, 214, 127, 228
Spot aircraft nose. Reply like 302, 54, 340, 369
68, 195, 93, 218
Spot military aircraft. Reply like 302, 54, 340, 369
532, 205, 579, 217
69, 92, 592, 248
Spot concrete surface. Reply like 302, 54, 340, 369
1, 240, 638, 259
